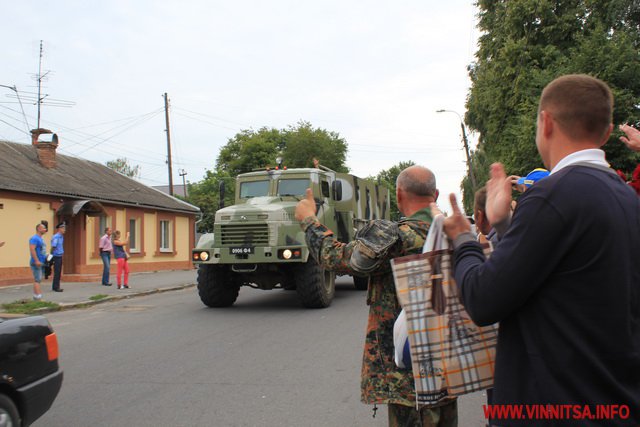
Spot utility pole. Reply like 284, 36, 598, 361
163, 92, 174, 196
436, 109, 477, 191
179, 169, 188, 197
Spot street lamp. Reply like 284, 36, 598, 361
436, 109, 477, 191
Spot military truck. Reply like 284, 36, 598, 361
192, 165, 390, 308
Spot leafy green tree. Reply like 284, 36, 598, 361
283, 121, 349, 172
373, 160, 416, 220
216, 127, 284, 176
105, 157, 141, 178
186, 170, 236, 233
465, 0, 640, 207
189, 122, 349, 231
215, 121, 349, 175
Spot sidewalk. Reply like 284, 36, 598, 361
0, 269, 197, 312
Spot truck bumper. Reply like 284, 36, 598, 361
193, 246, 310, 265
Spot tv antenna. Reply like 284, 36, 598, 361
5, 40, 76, 129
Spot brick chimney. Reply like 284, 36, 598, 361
31, 128, 59, 169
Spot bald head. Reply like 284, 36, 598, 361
395, 165, 438, 217
396, 165, 437, 198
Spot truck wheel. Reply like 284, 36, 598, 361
353, 275, 368, 291
197, 265, 240, 307
0, 393, 20, 427
295, 260, 335, 308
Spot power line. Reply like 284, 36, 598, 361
0, 117, 29, 135
172, 111, 242, 132
172, 106, 250, 128
72, 109, 164, 155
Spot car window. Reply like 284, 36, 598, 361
240, 181, 269, 198
277, 179, 310, 196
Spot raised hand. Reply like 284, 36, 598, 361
619, 124, 640, 152
295, 188, 317, 221
486, 163, 513, 226
430, 193, 471, 240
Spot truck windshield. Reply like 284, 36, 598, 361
277, 179, 310, 196
240, 180, 269, 198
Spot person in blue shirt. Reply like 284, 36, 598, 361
29, 222, 48, 300
50, 222, 66, 292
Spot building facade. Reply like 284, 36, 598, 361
0, 130, 200, 286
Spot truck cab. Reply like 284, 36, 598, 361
192, 166, 389, 308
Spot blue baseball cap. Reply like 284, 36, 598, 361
517, 168, 550, 187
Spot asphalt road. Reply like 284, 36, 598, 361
35, 277, 487, 427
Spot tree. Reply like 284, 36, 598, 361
187, 170, 235, 233
464, 0, 640, 210
215, 127, 284, 176
373, 160, 416, 220
282, 121, 349, 172
189, 122, 349, 232
105, 157, 141, 178
215, 121, 349, 175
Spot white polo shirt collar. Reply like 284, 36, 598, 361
551, 149, 609, 174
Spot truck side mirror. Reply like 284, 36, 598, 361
332, 180, 342, 201
219, 181, 225, 210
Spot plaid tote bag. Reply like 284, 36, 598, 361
391, 215, 497, 406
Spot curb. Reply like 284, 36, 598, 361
25, 283, 196, 315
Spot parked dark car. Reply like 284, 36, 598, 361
0, 314, 63, 426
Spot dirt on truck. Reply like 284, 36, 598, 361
191, 165, 390, 308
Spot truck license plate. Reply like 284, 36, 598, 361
230, 247, 254, 255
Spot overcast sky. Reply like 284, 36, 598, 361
1, 1, 480, 205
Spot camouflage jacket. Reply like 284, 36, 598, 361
301, 208, 433, 407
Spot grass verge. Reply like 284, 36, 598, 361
89, 294, 109, 301
2, 299, 60, 314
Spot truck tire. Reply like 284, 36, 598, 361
197, 265, 240, 307
353, 275, 368, 291
295, 260, 335, 308
0, 393, 20, 427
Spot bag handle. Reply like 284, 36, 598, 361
423, 214, 448, 314
422, 214, 448, 253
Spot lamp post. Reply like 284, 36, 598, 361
436, 109, 477, 191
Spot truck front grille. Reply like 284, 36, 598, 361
220, 223, 269, 245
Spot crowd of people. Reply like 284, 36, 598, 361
26, 224, 132, 299
15, 72, 640, 425
296, 74, 639, 426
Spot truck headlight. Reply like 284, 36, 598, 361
278, 248, 301, 260
200, 251, 210, 261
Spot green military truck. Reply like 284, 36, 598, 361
191, 165, 390, 308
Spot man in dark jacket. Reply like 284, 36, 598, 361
435, 74, 640, 426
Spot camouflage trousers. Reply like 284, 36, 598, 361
388, 400, 458, 427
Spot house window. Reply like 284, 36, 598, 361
159, 220, 173, 252
129, 218, 140, 253
99, 215, 112, 235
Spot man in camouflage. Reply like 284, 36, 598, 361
295, 165, 457, 427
